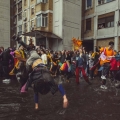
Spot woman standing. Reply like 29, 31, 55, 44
75, 48, 91, 85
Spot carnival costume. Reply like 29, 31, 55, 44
12, 35, 68, 109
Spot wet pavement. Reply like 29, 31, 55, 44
0, 77, 120, 120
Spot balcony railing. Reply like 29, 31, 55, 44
98, 0, 115, 5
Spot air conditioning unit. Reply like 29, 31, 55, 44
24, 17, 27, 21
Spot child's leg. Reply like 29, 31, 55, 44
58, 84, 68, 108
34, 92, 39, 109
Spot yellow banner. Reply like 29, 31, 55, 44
72, 37, 82, 50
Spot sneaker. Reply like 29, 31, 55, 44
101, 75, 106, 80
100, 85, 107, 89
17, 77, 20, 82
3, 79, 11, 84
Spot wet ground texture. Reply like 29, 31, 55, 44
0, 77, 120, 120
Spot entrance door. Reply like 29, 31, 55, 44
82, 40, 93, 52
36, 37, 46, 49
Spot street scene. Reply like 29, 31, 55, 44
0, 0, 120, 120
1, 77, 120, 120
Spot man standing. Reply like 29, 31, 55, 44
99, 41, 115, 89
0, 48, 14, 82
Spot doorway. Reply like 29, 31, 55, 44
82, 40, 93, 52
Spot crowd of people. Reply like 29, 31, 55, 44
0, 36, 120, 109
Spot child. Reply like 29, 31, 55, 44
89, 56, 94, 80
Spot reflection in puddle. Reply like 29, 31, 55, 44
0, 78, 120, 120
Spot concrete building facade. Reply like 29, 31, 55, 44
0, 0, 10, 49
10, 0, 82, 50
11, 0, 22, 48
53, 0, 81, 50
82, 0, 120, 52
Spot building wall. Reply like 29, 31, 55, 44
82, 0, 120, 51
22, 0, 53, 46
63, 0, 81, 50
97, 38, 114, 47
0, 0, 10, 49
82, 0, 95, 49
53, 0, 63, 50
53, 0, 82, 50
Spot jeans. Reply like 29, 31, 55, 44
3, 66, 9, 79
89, 70, 94, 79
76, 67, 89, 83
102, 62, 111, 76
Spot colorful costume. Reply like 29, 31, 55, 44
12, 36, 68, 109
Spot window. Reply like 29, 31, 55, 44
24, 23, 27, 32
18, 1, 22, 12
24, 37, 27, 44
36, 14, 48, 27
98, 0, 105, 4
24, 10, 27, 17
106, 0, 114, 2
36, 0, 48, 4
98, 16, 114, 29
18, 25, 22, 35
18, 25, 22, 31
36, 14, 41, 27
31, 20, 34, 27
14, 16, 17, 24
106, 16, 114, 27
42, 14, 48, 27
18, 12, 22, 21
23, 10, 27, 21
98, 0, 115, 5
86, 18, 91, 31
31, 7, 34, 15
86, 0, 92, 9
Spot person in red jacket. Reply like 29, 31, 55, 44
110, 58, 120, 81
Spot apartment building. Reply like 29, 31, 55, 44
0, 0, 10, 48
82, 0, 120, 52
10, 0, 22, 47
10, 0, 82, 50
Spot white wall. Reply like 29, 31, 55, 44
97, 27, 115, 39
96, 0, 117, 15
63, 0, 81, 50
0, 0, 10, 49
53, 0, 63, 50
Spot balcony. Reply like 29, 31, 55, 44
97, 27, 114, 38
98, 0, 116, 5
96, 0, 117, 15
35, 0, 52, 13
